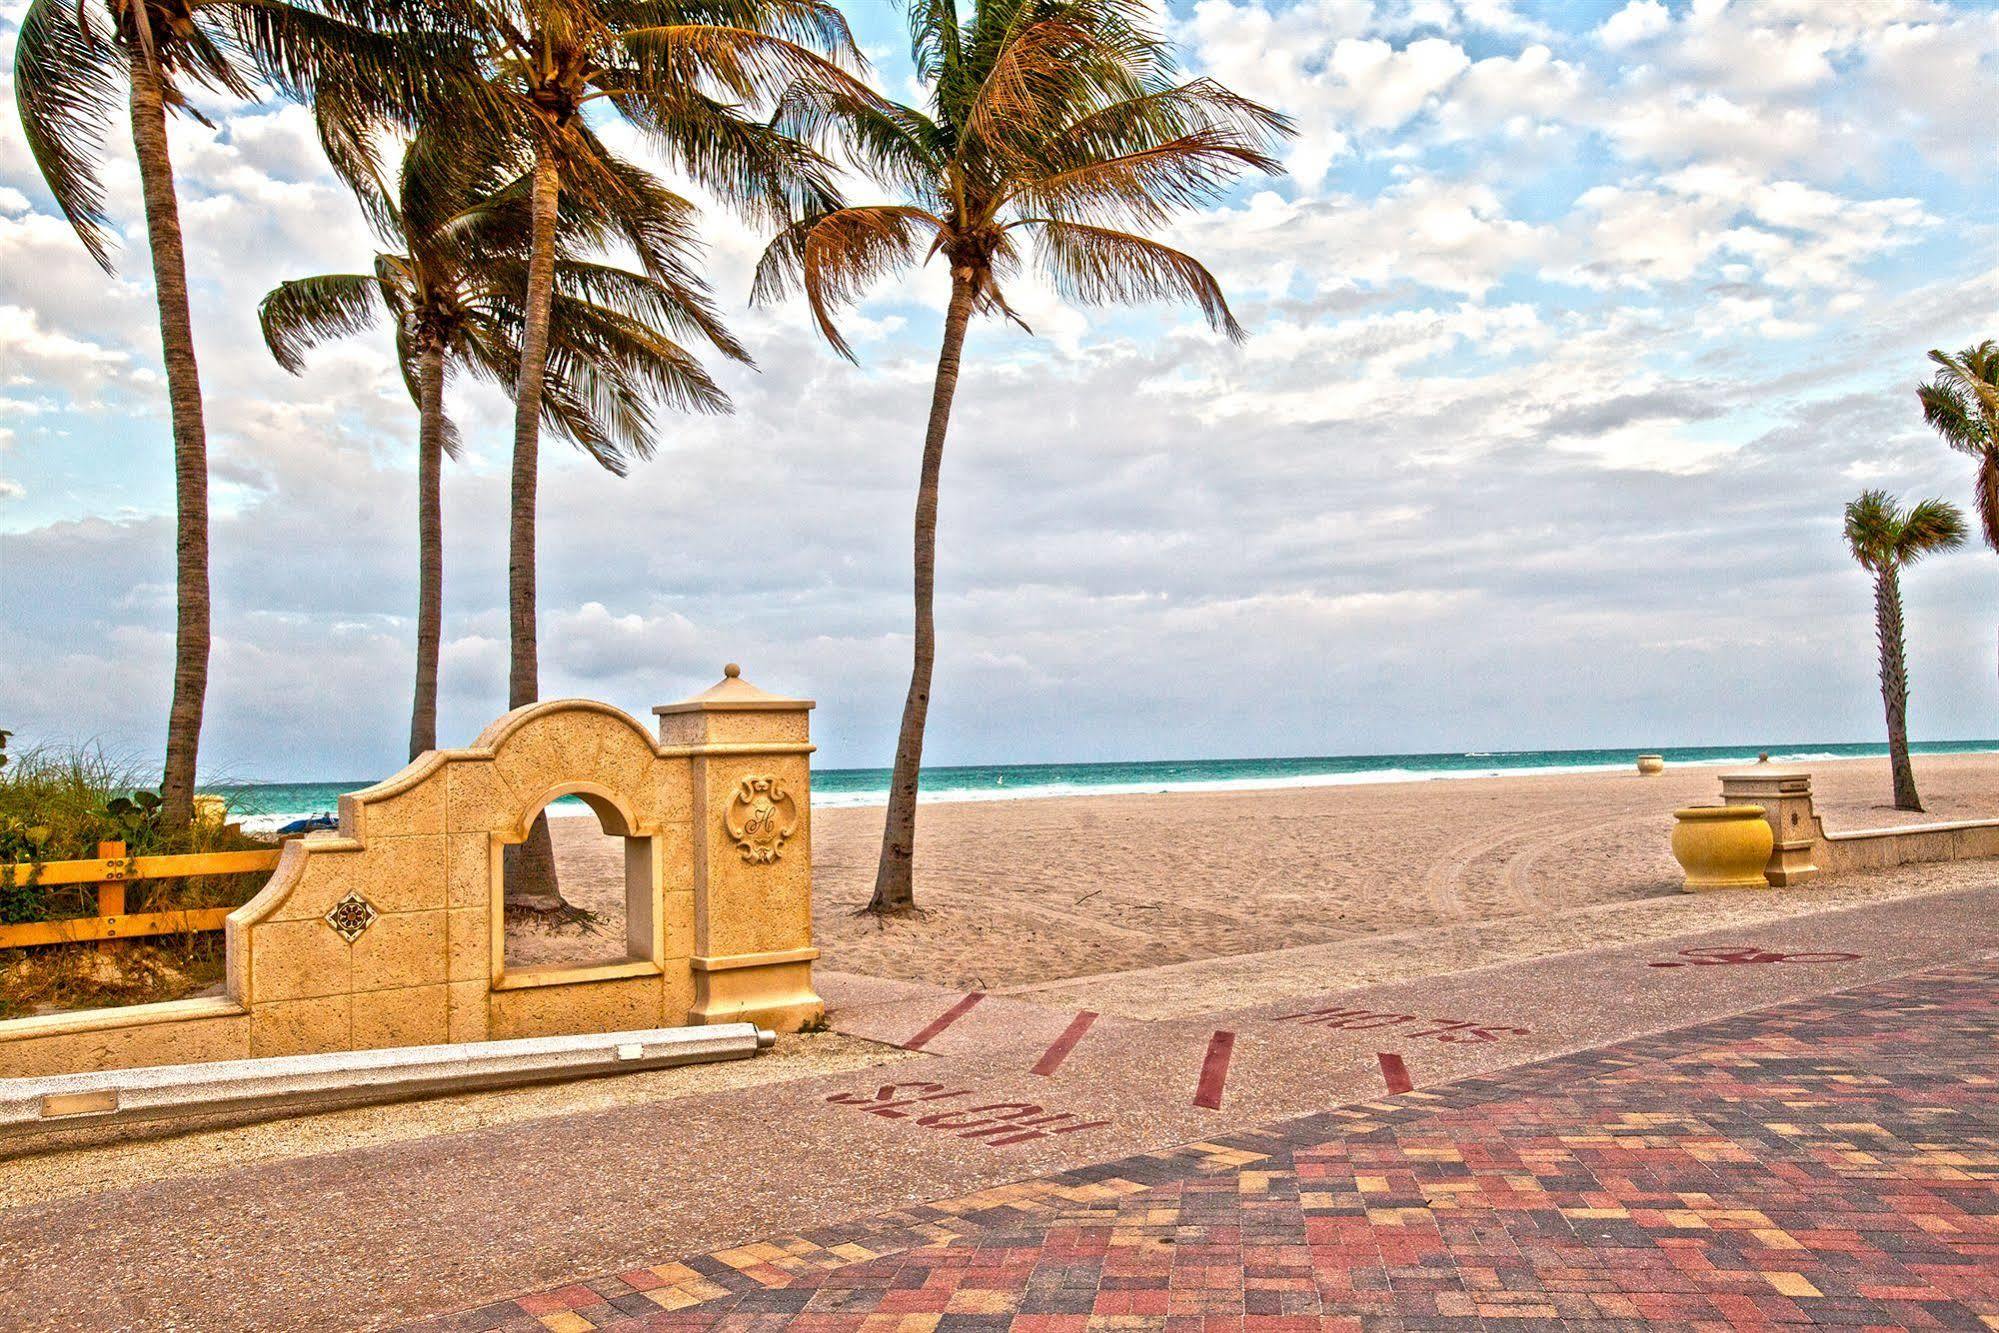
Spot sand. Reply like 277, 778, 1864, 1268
522, 752, 1999, 988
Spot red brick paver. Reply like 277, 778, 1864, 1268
420, 962, 1999, 1331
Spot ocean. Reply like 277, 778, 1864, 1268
207, 739, 1999, 833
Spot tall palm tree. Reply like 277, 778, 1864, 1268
1927, 341, 1999, 555
755, 0, 1292, 913
429, 0, 856, 715
13, 0, 437, 827
416, 0, 860, 902
1919, 340, 1999, 555
258, 123, 743, 768
1919, 340, 1999, 688
1844, 489, 1966, 812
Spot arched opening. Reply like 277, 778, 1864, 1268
501, 787, 656, 976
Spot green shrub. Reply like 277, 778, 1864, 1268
0, 739, 269, 925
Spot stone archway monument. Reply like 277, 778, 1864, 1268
0, 667, 822, 1078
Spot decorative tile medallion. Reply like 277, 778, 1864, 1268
323, 890, 379, 943
723, 774, 799, 864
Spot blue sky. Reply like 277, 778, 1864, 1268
1, 0, 1996, 781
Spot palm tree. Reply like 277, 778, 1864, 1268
258, 123, 743, 772
1844, 489, 1967, 812
412, 0, 860, 903
13, 0, 438, 827
428, 0, 856, 715
1919, 340, 1999, 554
755, 0, 1292, 913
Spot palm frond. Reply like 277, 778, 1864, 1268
546, 298, 730, 426
550, 258, 750, 365
752, 206, 945, 360
956, 9, 1095, 167
1059, 78, 1295, 161
1919, 380, 1982, 454
1010, 128, 1285, 227
1898, 496, 1969, 563
1032, 220, 1244, 341
258, 272, 387, 373
905, 0, 965, 92
1927, 341, 1999, 416
597, 80, 842, 228
615, 22, 859, 104
602, 0, 864, 67
228, 3, 458, 114
1844, 489, 1897, 571
13, 0, 125, 269
772, 76, 942, 205
1845, 489, 1968, 571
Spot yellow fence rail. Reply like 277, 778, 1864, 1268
0, 840, 281, 950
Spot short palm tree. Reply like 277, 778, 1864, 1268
1918, 340, 1999, 551
258, 123, 743, 773
755, 0, 1292, 914
13, 0, 437, 827
1844, 489, 1967, 812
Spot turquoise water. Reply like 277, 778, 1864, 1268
206, 739, 1999, 830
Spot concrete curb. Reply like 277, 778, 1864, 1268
0, 1023, 776, 1135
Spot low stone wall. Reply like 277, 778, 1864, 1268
1819, 819, 1999, 873
0, 668, 823, 1079
1719, 765, 1999, 885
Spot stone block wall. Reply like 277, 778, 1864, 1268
0, 668, 822, 1078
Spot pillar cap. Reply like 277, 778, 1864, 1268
654, 664, 813, 716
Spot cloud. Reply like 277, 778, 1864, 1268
1187, 4, 1473, 187
1, 1, 1996, 782
1598, 0, 1670, 50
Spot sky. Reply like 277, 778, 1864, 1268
1, 0, 1996, 783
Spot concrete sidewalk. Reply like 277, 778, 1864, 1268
0, 887, 1993, 1331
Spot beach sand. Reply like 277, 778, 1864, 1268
517, 752, 1999, 986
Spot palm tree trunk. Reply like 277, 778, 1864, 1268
869, 269, 979, 915
128, 51, 210, 831
504, 146, 563, 911
1977, 451, 1999, 691
1874, 570, 1923, 812
1976, 449, 1999, 556
408, 340, 446, 760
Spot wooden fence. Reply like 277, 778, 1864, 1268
0, 841, 281, 950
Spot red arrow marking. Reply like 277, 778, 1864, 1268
1031, 1010, 1099, 1076
1194, 1030, 1236, 1109
1378, 1052, 1413, 1094
903, 992, 985, 1050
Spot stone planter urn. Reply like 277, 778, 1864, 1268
1671, 805, 1773, 892
1636, 754, 1665, 776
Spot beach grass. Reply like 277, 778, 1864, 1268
0, 742, 270, 1018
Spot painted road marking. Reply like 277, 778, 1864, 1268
1194, 1030, 1235, 1110
903, 992, 985, 1049
824, 1082, 1110, 1148
1648, 946, 1861, 969
1278, 1006, 1530, 1043
1377, 1052, 1413, 1094
1031, 1010, 1099, 1076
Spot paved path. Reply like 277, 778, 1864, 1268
432, 957, 1999, 1332
1, 888, 1994, 1331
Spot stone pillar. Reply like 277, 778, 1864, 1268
655, 665, 823, 1032
1719, 765, 1820, 886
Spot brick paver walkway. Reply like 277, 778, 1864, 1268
421, 961, 1999, 1332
